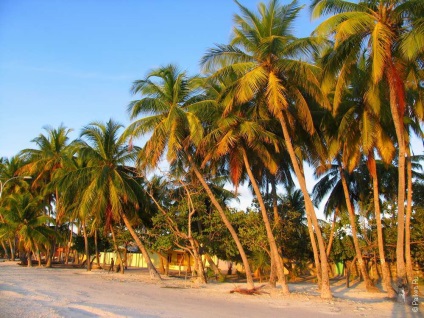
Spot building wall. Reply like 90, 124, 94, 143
100, 251, 161, 268
99, 251, 244, 273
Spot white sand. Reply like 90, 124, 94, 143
0, 261, 421, 318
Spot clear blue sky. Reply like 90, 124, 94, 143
0, 0, 321, 158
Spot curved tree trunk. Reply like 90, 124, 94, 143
205, 253, 223, 279
278, 116, 332, 299
326, 211, 337, 257
120, 212, 161, 280
186, 153, 255, 290
405, 154, 414, 286
242, 149, 289, 294
46, 188, 62, 268
326, 211, 337, 279
8, 240, 15, 262
269, 176, 279, 287
307, 213, 322, 287
1, 241, 9, 260
369, 156, 395, 297
386, 64, 407, 287
65, 222, 73, 265
184, 182, 207, 285
340, 167, 375, 291
109, 225, 124, 274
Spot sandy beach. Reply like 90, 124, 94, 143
0, 261, 421, 318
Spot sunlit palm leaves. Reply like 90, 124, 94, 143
125, 65, 215, 170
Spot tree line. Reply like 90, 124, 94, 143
0, 0, 423, 300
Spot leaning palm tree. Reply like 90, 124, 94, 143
201, 100, 290, 293
124, 64, 256, 289
62, 119, 161, 278
311, 0, 424, 287
202, 0, 332, 298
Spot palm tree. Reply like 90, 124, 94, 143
0, 193, 53, 267
311, 0, 424, 286
62, 119, 161, 278
316, 51, 396, 295
201, 100, 290, 293
19, 124, 74, 267
404, 87, 424, 284
124, 64, 256, 289
314, 159, 378, 290
201, 0, 332, 298
0, 156, 31, 260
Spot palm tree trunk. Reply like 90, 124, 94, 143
269, 176, 279, 287
27, 251, 32, 267
242, 149, 289, 294
45, 247, 52, 268
185, 190, 207, 285
120, 212, 161, 280
186, 153, 255, 290
47, 188, 61, 268
205, 253, 223, 279
65, 222, 73, 265
339, 167, 374, 291
82, 220, 91, 271
326, 211, 337, 257
1, 241, 9, 260
386, 63, 407, 287
369, 156, 395, 297
270, 176, 281, 225
94, 229, 100, 267
37, 249, 42, 267
8, 239, 15, 261
109, 224, 124, 274
405, 154, 414, 286
269, 246, 277, 287
307, 212, 322, 287
278, 116, 332, 299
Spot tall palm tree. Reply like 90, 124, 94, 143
311, 0, 424, 286
201, 0, 332, 298
62, 119, 161, 278
316, 50, 396, 295
404, 78, 424, 284
124, 64, 256, 289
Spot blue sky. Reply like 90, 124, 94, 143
0, 0, 322, 158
